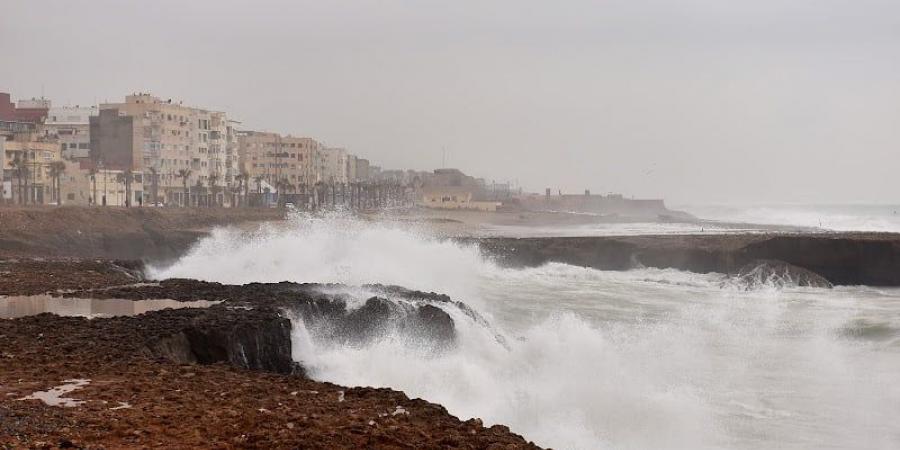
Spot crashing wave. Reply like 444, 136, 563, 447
724, 259, 833, 290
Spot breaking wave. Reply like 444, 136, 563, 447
152, 213, 900, 450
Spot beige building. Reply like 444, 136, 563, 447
58, 159, 93, 206
238, 131, 321, 193
96, 93, 233, 206
319, 147, 348, 184
1, 133, 62, 204
421, 187, 500, 212
42, 105, 97, 159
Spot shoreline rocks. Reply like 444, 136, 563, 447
0, 259, 542, 449
476, 233, 900, 286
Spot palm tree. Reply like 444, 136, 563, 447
8, 154, 28, 205
48, 161, 66, 206
253, 175, 265, 208
148, 167, 159, 206
195, 179, 205, 207
253, 175, 263, 194
242, 171, 251, 207
114, 170, 134, 207
88, 166, 98, 206
9, 153, 28, 205
177, 168, 192, 207
208, 173, 219, 208
233, 173, 245, 207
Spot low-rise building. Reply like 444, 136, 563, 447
1, 132, 62, 204
0, 93, 50, 123
418, 168, 500, 211
421, 186, 500, 211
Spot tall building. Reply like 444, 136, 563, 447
354, 158, 370, 182
94, 93, 233, 206
319, 147, 348, 184
238, 131, 321, 193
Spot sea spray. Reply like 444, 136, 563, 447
152, 213, 900, 450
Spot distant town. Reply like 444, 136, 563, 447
1, 90, 669, 217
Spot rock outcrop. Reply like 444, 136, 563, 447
476, 233, 900, 286
149, 307, 297, 374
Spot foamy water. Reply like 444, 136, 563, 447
152, 214, 900, 449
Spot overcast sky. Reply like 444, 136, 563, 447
3, 0, 899, 204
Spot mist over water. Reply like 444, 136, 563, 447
153, 215, 900, 449
681, 204, 900, 233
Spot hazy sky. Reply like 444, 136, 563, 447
3, 0, 900, 204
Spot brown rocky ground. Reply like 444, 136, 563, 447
0, 206, 284, 261
0, 259, 542, 450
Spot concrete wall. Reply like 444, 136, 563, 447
90, 109, 138, 171
421, 190, 500, 211
519, 194, 668, 216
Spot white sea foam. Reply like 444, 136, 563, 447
154, 214, 900, 450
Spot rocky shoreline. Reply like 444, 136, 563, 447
0, 259, 541, 449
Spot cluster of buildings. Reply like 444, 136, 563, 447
1, 91, 384, 207
2, 89, 536, 212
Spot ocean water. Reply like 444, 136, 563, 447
151, 214, 900, 450
680, 204, 900, 233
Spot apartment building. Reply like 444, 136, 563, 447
319, 147, 348, 184
238, 131, 321, 192
355, 158, 370, 182
95, 93, 232, 206
42, 105, 97, 159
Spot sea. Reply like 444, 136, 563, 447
150, 206, 900, 450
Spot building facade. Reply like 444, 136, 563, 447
95, 93, 234, 206
0, 93, 50, 123
1, 133, 63, 204
42, 105, 97, 159
238, 131, 321, 193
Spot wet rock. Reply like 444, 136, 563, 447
148, 307, 296, 374
476, 234, 900, 286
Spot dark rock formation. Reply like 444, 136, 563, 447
728, 259, 834, 289
149, 306, 297, 374
59, 278, 465, 362
476, 233, 900, 286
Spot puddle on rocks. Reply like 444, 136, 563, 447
0, 295, 220, 319
19, 379, 90, 407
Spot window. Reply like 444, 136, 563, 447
69, 143, 77, 149
78, 143, 89, 149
